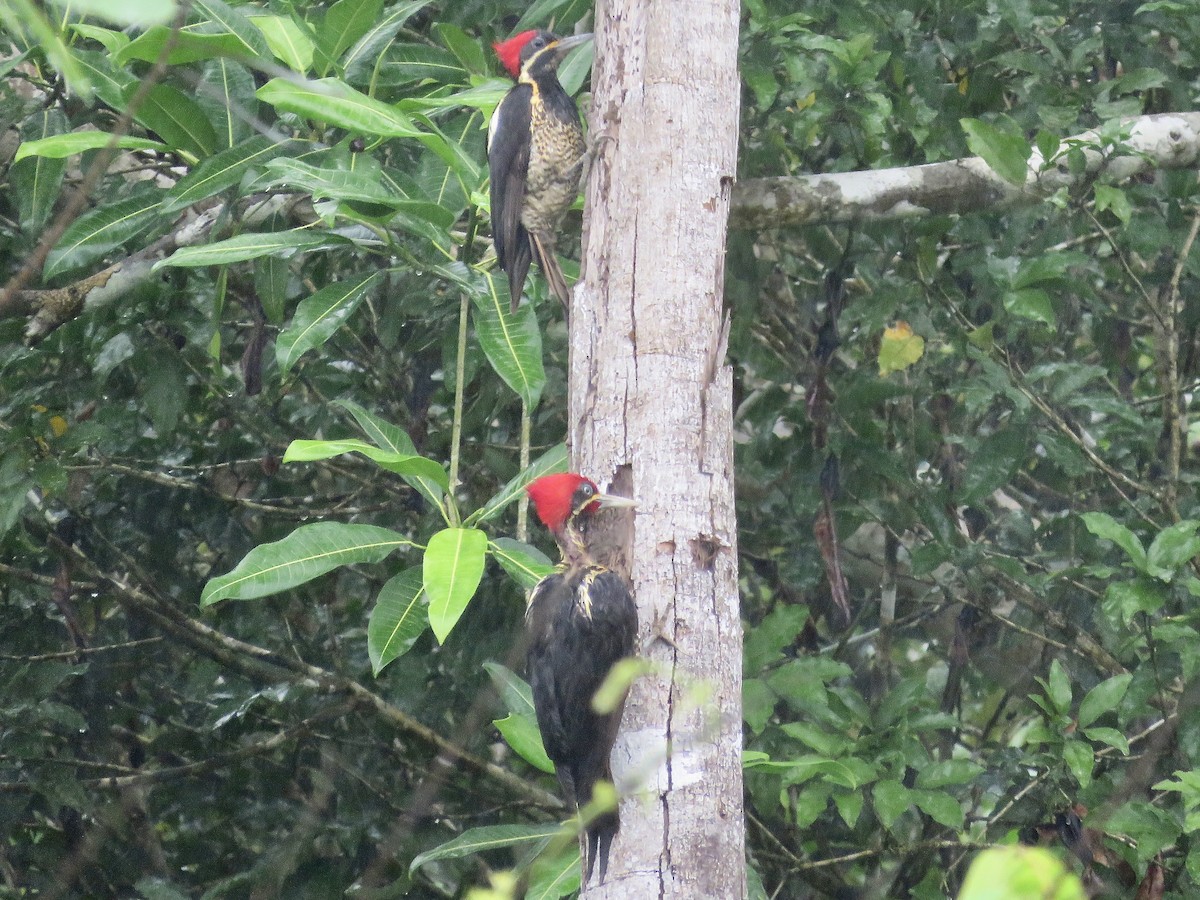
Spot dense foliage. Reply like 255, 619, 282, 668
0, 0, 1197, 897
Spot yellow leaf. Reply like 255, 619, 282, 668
879, 321, 925, 375
49, 416, 68, 438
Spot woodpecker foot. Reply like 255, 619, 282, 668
581, 130, 616, 191
645, 605, 678, 652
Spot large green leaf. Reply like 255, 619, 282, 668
959, 847, 1085, 900
257, 77, 420, 138
190, 0, 272, 59
335, 400, 447, 510
525, 840, 582, 900
316, 0, 383, 74
156, 229, 349, 269
11, 108, 69, 232
424, 527, 487, 642
200, 522, 414, 605
409, 824, 562, 874
199, 58, 258, 149
44, 187, 166, 280
275, 271, 380, 374
126, 83, 218, 160
1077, 673, 1132, 729
13, 131, 167, 163
283, 437, 449, 489
114, 27, 253, 66
368, 568, 427, 675
1080, 511, 1147, 572
259, 157, 409, 208
249, 13, 315, 73
471, 271, 546, 407
343, 3, 437, 84
1147, 520, 1200, 577
489, 538, 555, 591
961, 116, 1031, 185
471, 444, 567, 526
164, 136, 295, 213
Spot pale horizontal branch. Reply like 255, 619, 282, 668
731, 111, 1200, 230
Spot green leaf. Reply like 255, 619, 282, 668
256, 77, 420, 138
283, 439, 449, 490
318, 0, 384, 72
128, 83, 218, 160
164, 136, 295, 213
872, 779, 911, 829
259, 157, 414, 209
489, 538, 555, 590
877, 321, 924, 375
342, 2, 434, 83
45, 187, 166, 280
1002, 288, 1055, 326
424, 528, 488, 642
275, 272, 380, 375
832, 788, 863, 829
115, 27, 253, 66
200, 522, 413, 605
358, 39, 455, 88
409, 824, 562, 874
12, 108, 69, 232
156, 229, 349, 269
961, 116, 1032, 185
1077, 673, 1132, 729
494, 714, 555, 774
1102, 578, 1167, 627
959, 847, 1086, 900
435, 22, 487, 76
915, 759, 985, 789
1063, 738, 1094, 788
13, 132, 168, 163
250, 14, 315, 73
335, 400, 447, 509
912, 789, 964, 828
1147, 520, 1200, 577
1080, 511, 1148, 572
483, 661, 537, 718
368, 568, 427, 675
471, 444, 568, 525
200, 58, 258, 149
1082, 726, 1130, 755
66, 23, 130, 54
526, 843, 582, 900
1044, 659, 1073, 715
1094, 184, 1133, 225
473, 296, 546, 406
191, 0, 272, 59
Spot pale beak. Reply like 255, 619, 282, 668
593, 492, 636, 511
553, 33, 594, 54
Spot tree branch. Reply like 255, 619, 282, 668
731, 112, 1200, 229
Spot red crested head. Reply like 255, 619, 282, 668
493, 30, 538, 78
526, 472, 597, 531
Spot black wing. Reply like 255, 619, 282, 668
487, 84, 532, 305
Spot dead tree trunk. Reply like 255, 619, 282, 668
569, 0, 744, 896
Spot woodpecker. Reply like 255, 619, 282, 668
524, 472, 637, 885
488, 30, 592, 312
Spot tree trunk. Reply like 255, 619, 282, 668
570, 1, 744, 896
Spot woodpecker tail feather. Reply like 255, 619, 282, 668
584, 807, 619, 885
530, 232, 571, 313
505, 237, 532, 314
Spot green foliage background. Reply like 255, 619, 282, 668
1, 0, 1198, 897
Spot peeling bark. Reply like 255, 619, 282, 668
571, 1, 745, 896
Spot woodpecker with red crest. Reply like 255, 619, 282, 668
524, 472, 637, 885
488, 30, 592, 312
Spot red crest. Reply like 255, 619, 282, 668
492, 30, 539, 78
526, 472, 596, 530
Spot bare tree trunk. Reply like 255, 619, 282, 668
570, 1, 744, 896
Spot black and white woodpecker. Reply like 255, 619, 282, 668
524, 472, 637, 885
488, 30, 592, 311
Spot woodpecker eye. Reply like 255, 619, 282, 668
531, 35, 547, 49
